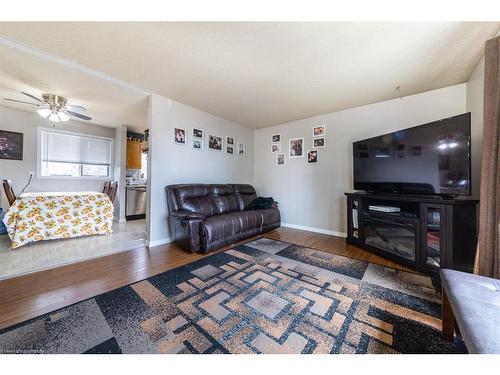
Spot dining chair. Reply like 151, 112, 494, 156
102, 180, 111, 195
2, 180, 16, 206
108, 181, 118, 203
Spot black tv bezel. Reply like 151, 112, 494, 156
352, 112, 472, 197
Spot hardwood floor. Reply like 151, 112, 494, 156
0, 226, 410, 331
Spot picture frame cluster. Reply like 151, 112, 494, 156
174, 127, 245, 156
272, 124, 326, 166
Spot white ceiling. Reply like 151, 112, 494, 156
0, 22, 498, 129
0, 42, 149, 130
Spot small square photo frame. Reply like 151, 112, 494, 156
271, 134, 281, 143
276, 153, 285, 166
192, 139, 204, 151
271, 143, 281, 153
307, 150, 318, 164
226, 136, 234, 146
313, 137, 326, 148
312, 125, 326, 137
208, 135, 223, 151
226, 145, 234, 155
193, 128, 204, 139
174, 128, 186, 145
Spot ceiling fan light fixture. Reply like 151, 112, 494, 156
58, 112, 70, 122
49, 112, 61, 122
37, 108, 51, 118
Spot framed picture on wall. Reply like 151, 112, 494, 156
271, 134, 281, 143
313, 125, 326, 137
307, 150, 318, 164
237, 142, 245, 155
208, 135, 223, 151
313, 137, 326, 148
226, 145, 234, 155
192, 139, 204, 150
271, 143, 281, 153
276, 153, 285, 166
193, 128, 204, 139
0, 130, 23, 160
226, 136, 234, 146
174, 128, 186, 144
289, 138, 304, 158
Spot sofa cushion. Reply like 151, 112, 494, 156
441, 269, 500, 354
232, 184, 257, 211
173, 184, 219, 217
254, 208, 281, 227
233, 210, 264, 231
201, 213, 242, 243
211, 185, 240, 214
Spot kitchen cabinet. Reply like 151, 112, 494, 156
127, 140, 142, 169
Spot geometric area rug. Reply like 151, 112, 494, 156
0, 238, 465, 354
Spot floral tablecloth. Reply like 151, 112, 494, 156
2, 192, 114, 249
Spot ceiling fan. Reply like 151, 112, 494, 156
3, 92, 92, 122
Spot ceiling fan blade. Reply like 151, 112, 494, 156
64, 110, 92, 121
66, 104, 87, 112
3, 98, 40, 106
21, 91, 44, 103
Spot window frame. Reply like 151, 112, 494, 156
37, 127, 114, 181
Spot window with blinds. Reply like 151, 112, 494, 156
39, 128, 113, 178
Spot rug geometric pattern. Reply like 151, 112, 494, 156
0, 238, 465, 354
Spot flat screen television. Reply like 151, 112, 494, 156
353, 113, 471, 196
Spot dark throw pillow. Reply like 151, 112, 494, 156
248, 197, 274, 210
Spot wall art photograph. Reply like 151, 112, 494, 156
307, 150, 318, 164
276, 152, 285, 166
192, 139, 204, 150
272, 134, 281, 143
313, 125, 326, 137
226, 146, 234, 154
193, 128, 203, 139
237, 142, 245, 155
289, 138, 304, 157
208, 135, 223, 151
174, 128, 186, 144
271, 143, 281, 153
0, 130, 23, 160
226, 136, 234, 145
313, 137, 326, 148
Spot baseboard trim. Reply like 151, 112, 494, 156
281, 223, 347, 238
146, 238, 173, 247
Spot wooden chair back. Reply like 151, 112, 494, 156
102, 180, 111, 195
107, 181, 118, 203
2, 180, 16, 206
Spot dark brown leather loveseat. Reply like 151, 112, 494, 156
166, 184, 280, 253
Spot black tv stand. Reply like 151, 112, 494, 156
345, 192, 479, 274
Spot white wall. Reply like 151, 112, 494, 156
113, 125, 128, 222
254, 84, 469, 236
147, 94, 254, 246
466, 55, 485, 199
0, 105, 115, 211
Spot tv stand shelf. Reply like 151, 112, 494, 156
345, 192, 479, 273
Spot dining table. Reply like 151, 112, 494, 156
2, 191, 114, 249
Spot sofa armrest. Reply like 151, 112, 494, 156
169, 211, 205, 253
170, 210, 206, 220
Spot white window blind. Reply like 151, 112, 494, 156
39, 129, 112, 178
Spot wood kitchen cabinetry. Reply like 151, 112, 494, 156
126, 140, 142, 169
